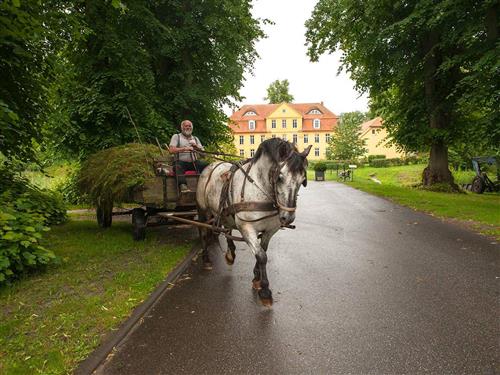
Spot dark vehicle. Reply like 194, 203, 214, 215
465, 156, 499, 194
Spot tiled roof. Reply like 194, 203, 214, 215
360, 117, 383, 135
230, 102, 338, 121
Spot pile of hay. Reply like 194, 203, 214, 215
78, 143, 166, 205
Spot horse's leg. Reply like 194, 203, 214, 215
252, 228, 278, 290
197, 209, 213, 270
240, 226, 273, 306
225, 231, 236, 265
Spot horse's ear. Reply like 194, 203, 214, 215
300, 145, 312, 158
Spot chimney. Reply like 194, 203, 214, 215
321, 101, 324, 106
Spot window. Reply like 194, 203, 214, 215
303, 134, 308, 143
282, 109, 286, 113
292, 134, 297, 144
271, 120, 276, 129
248, 120, 255, 131
372, 129, 375, 134
325, 133, 331, 143
250, 135, 254, 144
313, 119, 321, 129
272, 134, 276, 138
282, 134, 287, 141
239, 149, 244, 157
260, 135, 265, 143
292, 119, 297, 128
244, 111, 256, 116
250, 149, 255, 157
309, 109, 322, 115
239, 135, 244, 145
282, 119, 286, 128
315, 148, 320, 157
315, 134, 320, 143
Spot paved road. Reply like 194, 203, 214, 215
96, 181, 499, 374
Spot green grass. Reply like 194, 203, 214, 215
309, 164, 500, 238
0, 220, 192, 375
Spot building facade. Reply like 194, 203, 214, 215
360, 117, 404, 158
229, 102, 338, 160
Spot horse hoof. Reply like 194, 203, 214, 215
252, 280, 261, 290
202, 262, 213, 270
225, 253, 234, 265
260, 297, 273, 307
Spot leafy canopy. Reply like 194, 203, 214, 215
264, 79, 294, 104
306, 0, 498, 185
327, 111, 367, 160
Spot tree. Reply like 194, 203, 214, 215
327, 111, 367, 160
306, 0, 498, 188
264, 79, 294, 103
46, 0, 264, 159
0, 2, 52, 163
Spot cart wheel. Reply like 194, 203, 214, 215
96, 202, 113, 228
471, 176, 485, 194
132, 208, 147, 241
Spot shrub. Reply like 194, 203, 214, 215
0, 167, 66, 284
370, 157, 405, 167
314, 161, 327, 172
56, 169, 89, 205
0, 196, 55, 284
368, 154, 386, 162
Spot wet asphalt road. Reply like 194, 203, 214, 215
96, 181, 499, 375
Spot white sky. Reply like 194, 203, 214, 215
230, 0, 369, 116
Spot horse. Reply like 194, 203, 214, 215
196, 138, 312, 306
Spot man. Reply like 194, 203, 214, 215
169, 120, 208, 192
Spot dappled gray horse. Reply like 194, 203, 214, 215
196, 138, 311, 306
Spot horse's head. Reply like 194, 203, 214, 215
272, 143, 312, 226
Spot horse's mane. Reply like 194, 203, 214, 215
253, 138, 307, 174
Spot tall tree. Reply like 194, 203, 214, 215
306, 0, 499, 187
48, 0, 264, 159
0, 1, 51, 163
327, 111, 367, 160
264, 79, 294, 103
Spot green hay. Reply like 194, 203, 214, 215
78, 143, 168, 205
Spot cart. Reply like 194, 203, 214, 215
96, 156, 202, 241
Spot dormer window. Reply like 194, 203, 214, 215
313, 119, 321, 129
308, 109, 322, 115
244, 111, 257, 116
248, 120, 256, 131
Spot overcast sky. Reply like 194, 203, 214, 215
231, 0, 369, 116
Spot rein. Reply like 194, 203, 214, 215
199, 149, 298, 226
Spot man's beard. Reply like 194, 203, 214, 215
181, 129, 192, 137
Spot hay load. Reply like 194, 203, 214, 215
78, 143, 171, 225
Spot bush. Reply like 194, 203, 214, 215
314, 161, 327, 172
56, 169, 89, 205
368, 154, 386, 162
370, 157, 405, 167
0, 167, 67, 284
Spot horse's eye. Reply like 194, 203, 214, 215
278, 173, 284, 182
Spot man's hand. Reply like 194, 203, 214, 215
183, 146, 194, 152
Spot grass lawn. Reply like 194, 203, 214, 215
309, 164, 500, 238
0, 220, 193, 375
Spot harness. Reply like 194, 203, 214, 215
201, 151, 298, 228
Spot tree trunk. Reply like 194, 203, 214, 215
421, 30, 456, 189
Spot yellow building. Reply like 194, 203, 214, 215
229, 102, 339, 160
360, 117, 404, 158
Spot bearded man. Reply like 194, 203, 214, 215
169, 120, 208, 192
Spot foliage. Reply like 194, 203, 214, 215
77, 143, 159, 206
0, 167, 66, 284
0, 1, 50, 162
46, 0, 265, 159
368, 155, 386, 162
327, 112, 367, 160
306, 0, 499, 185
264, 79, 294, 103
313, 161, 327, 172
56, 169, 89, 205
